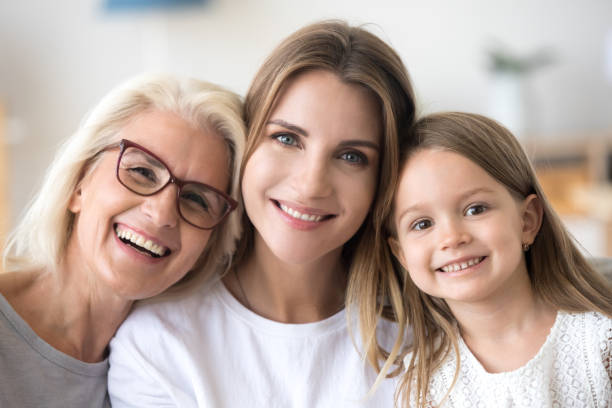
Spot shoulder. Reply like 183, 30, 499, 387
554, 310, 611, 347
557, 311, 611, 373
558, 310, 611, 332
113, 279, 224, 344
108, 279, 227, 406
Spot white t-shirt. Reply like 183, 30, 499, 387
108, 279, 400, 407
403, 311, 612, 407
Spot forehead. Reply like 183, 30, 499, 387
268, 70, 382, 142
396, 149, 505, 205
118, 110, 230, 186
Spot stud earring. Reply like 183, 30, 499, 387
522, 243, 530, 252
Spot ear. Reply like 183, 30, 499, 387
521, 194, 543, 246
387, 236, 408, 270
67, 182, 84, 214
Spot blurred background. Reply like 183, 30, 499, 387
1, 0, 611, 256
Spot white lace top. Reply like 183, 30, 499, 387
405, 311, 612, 407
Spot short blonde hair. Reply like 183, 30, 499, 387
3, 74, 246, 293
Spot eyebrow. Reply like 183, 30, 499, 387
397, 186, 496, 221
267, 119, 308, 137
130, 148, 166, 170
266, 119, 380, 152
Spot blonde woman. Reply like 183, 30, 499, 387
388, 112, 612, 407
109, 20, 415, 406
0, 74, 245, 407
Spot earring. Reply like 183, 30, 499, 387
522, 243, 530, 252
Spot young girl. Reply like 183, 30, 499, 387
388, 112, 612, 407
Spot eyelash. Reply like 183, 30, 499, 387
273, 132, 299, 147
338, 150, 368, 166
465, 203, 487, 216
408, 204, 488, 232
271, 132, 369, 166
410, 218, 432, 231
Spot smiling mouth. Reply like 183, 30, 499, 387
439, 256, 485, 273
114, 224, 171, 258
273, 200, 335, 222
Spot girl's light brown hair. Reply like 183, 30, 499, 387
236, 20, 417, 383
393, 111, 612, 407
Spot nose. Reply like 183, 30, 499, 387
141, 184, 179, 228
439, 218, 471, 250
293, 154, 333, 199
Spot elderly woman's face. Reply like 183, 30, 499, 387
67, 110, 230, 299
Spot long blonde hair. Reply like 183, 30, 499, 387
392, 112, 612, 407
3, 74, 246, 294
237, 20, 417, 380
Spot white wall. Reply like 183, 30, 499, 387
1, 0, 612, 229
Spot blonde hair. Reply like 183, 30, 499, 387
2, 74, 246, 294
392, 112, 612, 407
237, 19, 417, 383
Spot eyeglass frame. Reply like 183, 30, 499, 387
105, 139, 238, 230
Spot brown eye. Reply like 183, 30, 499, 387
412, 219, 432, 231
466, 204, 487, 216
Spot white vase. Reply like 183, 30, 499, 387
487, 73, 526, 141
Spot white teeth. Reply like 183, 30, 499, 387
441, 257, 483, 273
279, 203, 324, 222
115, 226, 167, 256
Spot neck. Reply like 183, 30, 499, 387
0, 263, 132, 363
447, 269, 557, 372
225, 234, 348, 324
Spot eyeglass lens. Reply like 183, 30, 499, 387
117, 146, 230, 228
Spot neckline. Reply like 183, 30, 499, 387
0, 291, 108, 375
458, 310, 563, 377
214, 279, 348, 338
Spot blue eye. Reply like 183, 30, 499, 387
411, 219, 432, 231
275, 133, 298, 146
339, 151, 367, 165
466, 204, 487, 216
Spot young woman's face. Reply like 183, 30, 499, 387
68, 110, 231, 299
391, 149, 540, 307
242, 70, 382, 265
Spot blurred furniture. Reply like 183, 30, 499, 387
526, 132, 612, 256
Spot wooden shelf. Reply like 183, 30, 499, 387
525, 132, 612, 256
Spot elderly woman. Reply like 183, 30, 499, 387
0, 74, 245, 407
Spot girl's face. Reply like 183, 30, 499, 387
242, 70, 382, 265
67, 110, 231, 300
390, 148, 541, 307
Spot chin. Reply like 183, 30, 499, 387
270, 243, 334, 266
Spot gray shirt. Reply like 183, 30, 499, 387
0, 293, 110, 408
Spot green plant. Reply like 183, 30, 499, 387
487, 45, 555, 75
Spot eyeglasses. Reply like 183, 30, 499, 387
112, 139, 237, 230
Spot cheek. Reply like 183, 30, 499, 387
483, 214, 523, 247
341, 167, 378, 214
398, 237, 432, 279
241, 148, 277, 199
179, 230, 213, 269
